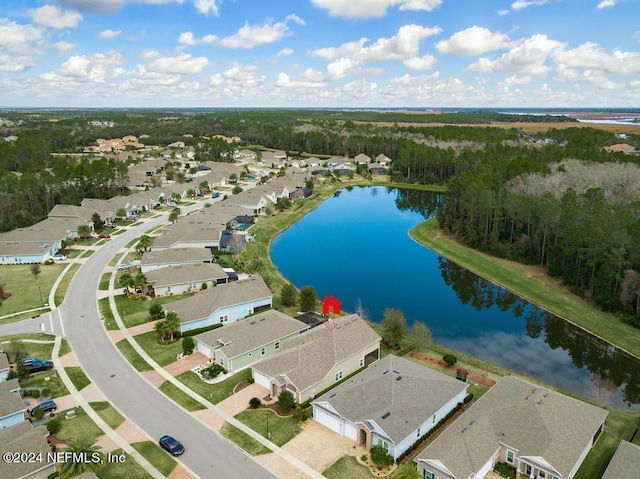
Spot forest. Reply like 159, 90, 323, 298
0, 108, 638, 322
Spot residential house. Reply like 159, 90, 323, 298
150, 223, 223, 251
375, 154, 392, 165
146, 263, 228, 296
0, 217, 77, 264
163, 276, 273, 333
140, 248, 213, 273
251, 314, 381, 404
0, 421, 55, 479
601, 441, 640, 479
312, 355, 468, 460
0, 379, 27, 429
0, 352, 9, 382
414, 376, 609, 479
222, 192, 269, 215
368, 163, 388, 175
234, 149, 257, 161
195, 309, 309, 373
355, 153, 372, 164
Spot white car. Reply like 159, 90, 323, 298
117, 263, 129, 270
52, 254, 67, 261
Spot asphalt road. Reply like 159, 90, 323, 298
1, 209, 276, 479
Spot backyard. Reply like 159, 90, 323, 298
0, 263, 65, 317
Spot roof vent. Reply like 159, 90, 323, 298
461, 427, 468, 433
382, 412, 391, 420
383, 371, 389, 375
395, 376, 402, 381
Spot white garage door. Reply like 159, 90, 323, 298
196, 340, 214, 358
253, 370, 272, 390
313, 407, 343, 436
344, 422, 357, 442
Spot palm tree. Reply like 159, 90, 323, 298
136, 234, 152, 255
115, 207, 127, 222
118, 272, 134, 296
77, 224, 91, 240
57, 436, 104, 479
165, 311, 181, 342
134, 271, 148, 297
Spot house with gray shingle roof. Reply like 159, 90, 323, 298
251, 314, 381, 404
195, 310, 309, 373
0, 379, 27, 429
355, 153, 372, 164
150, 223, 223, 251
0, 352, 9, 382
141, 248, 213, 273
601, 440, 640, 479
146, 262, 228, 296
312, 355, 467, 460
414, 376, 608, 479
0, 421, 55, 479
375, 154, 392, 165
163, 276, 272, 333
0, 217, 76, 264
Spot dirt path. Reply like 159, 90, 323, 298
409, 352, 495, 387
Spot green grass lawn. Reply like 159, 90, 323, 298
59, 338, 71, 357
115, 339, 153, 372
219, 422, 270, 456
235, 409, 302, 447
4, 337, 55, 360
20, 369, 70, 398
66, 366, 91, 391
114, 293, 193, 329
98, 297, 117, 330
97, 448, 153, 479
175, 369, 252, 404
90, 401, 125, 430
56, 407, 103, 441
54, 263, 80, 306
134, 331, 182, 367
131, 441, 177, 477
158, 380, 206, 412
0, 263, 65, 316
99, 273, 111, 290
323, 455, 375, 479
410, 219, 640, 359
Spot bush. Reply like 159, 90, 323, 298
361, 454, 368, 462
278, 390, 295, 411
293, 405, 309, 422
249, 397, 261, 409
41, 388, 51, 397
182, 337, 195, 355
201, 282, 208, 290
24, 389, 40, 398
46, 417, 62, 435
32, 408, 45, 420
201, 364, 226, 379
180, 323, 223, 337
44, 259, 55, 265
463, 393, 474, 404
148, 301, 164, 320
370, 445, 394, 467
494, 462, 516, 479
443, 353, 458, 366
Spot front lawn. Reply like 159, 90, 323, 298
66, 366, 91, 391
114, 293, 194, 329
158, 380, 206, 412
56, 407, 103, 441
219, 422, 270, 456
115, 339, 153, 372
20, 370, 69, 398
131, 441, 177, 477
134, 331, 183, 367
235, 409, 302, 447
90, 401, 125, 430
175, 369, 252, 404
99, 273, 111, 290
0, 263, 65, 316
54, 264, 80, 306
97, 448, 153, 479
323, 455, 375, 479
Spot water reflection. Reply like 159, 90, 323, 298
438, 258, 640, 407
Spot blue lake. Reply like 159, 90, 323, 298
271, 186, 640, 409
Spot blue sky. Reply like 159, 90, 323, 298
0, 0, 638, 107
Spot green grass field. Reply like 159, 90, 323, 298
134, 331, 183, 367
97, 448, 153, 479
323, 455, 375, 479
115, 339, 153, 372
66, 366, 91, 391
114, 293, 194, 329
56, 407, 103, 441
131, 441, 177, 477
54, 263, 80, 306
0, 263, 65, 316
175, 369, 252, 404
158, 380, 206, 412
90, 401, 125, 430
235, 409, 302, 447
219, 422, 270, 456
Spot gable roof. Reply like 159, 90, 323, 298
146, 262, 227, 288
601, 441, 640, 479
252, 314, 381, 394
0, 422, 54, 479
141, 248, 212, 266
151, 223, 222, 248
164, 276, 272, 323
0, 379, 26, 419
196, 309, 309, 359
313, 355, 467, 444
355, 153, 372, 163
415, 375, 608, 479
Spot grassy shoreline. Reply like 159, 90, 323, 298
409, 218, 640, 360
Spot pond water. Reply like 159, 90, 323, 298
270, 186, 640, 409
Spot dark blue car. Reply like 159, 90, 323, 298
30, 400, 57, 417
20, 358, 54, 373
159, 435, 185, 456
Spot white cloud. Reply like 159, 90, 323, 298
209, 64, 266, 87
0, 20, 42, 47
192, 0, 221, 16
311, 0, 442, 19
28, 5, 82, 29
553, 42, 640, 74
0, 20, 43, 73
140, 50, 160, 60
53, 41, 76, 53
403, 54, 437, 71
436, 26, 510, 56
468, 34, 565, 75
498, 75, 532, 87
144, 53, 210, 75
178, 31, 218, 46
311, 24, 442, 63
511, 0, 548, 10
55, 51, 126, 82
98, 29, 122, 39
274, 72, 325, 88
597, 0, 616, 8
219, 15, 305, 49
55, 0, 124, 13
277, 48, 294, 56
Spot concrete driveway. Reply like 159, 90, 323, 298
217, 383, 269, 416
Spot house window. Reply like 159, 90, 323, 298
432, 414, 436, 424
335, 371, 343, 381
539, 472, 546, 479
261, 347, 266, 356
274, 341, 280, 350
359, 358, 365, 367
423, 470, 434, 479
506, 450, 515, 464
377, 439, 389, 452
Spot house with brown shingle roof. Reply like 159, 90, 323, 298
0, 421, 55, 479
0, 217, 77, 264
146, 262, 229, 296
414, 376, 608, 479
312, 355, 468, 460
0, 379, 27, 429
140, 248, 213, 273
195, 309, 309, 373
163, 276, 273, 333
601, 440, 640, 479
0, 352, 9, 382
251, 314, 381, 403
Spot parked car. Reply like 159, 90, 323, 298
51, 254, 67, 261
30, 400, 57, 417
20, 358, 54, 373
159, 435, 185, 456
211, 192, 220, 198
129, 260, 141, 267
98, 234, 111, 239
117, 263, 129, 271
129, 214, 140, 220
